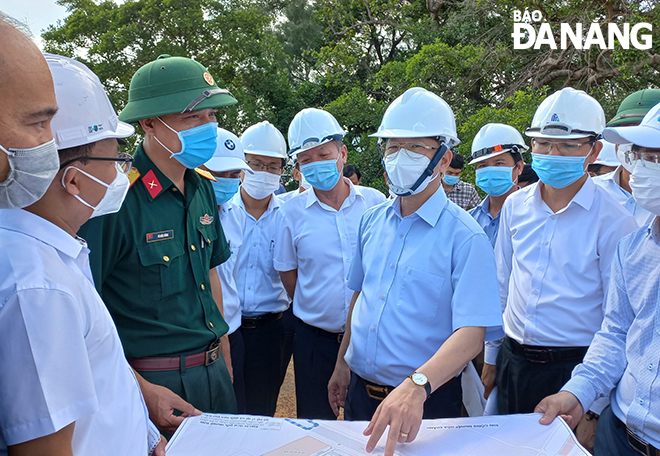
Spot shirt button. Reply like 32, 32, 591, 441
544, 241, 550, 246
163, 255, 170, 262
191, 245, 196, 251
528, 315, 533, 320
248, 286, 252, 290
399, 234, 403, 238
209, 321, 214, 328
172, 188, 178, 192
538, 266, 545, 271
380, 294, 385, 300
389, 263, 394, 269
640, 399, 644, 405
532, 289, 538, 295
371, 326, 376, 331
367, 361, 372, 365
253, 243, 257, 247
200, 284, 205, 291
649, 364, 654, 370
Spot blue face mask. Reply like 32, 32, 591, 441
531, 153, 587, 188
155, 118, 219, 169
300, 154, 342, 191
476, 166, 516, 196
443, 174, 459, 186
212, 177, 241, 205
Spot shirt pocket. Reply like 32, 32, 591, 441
137, 241, 186, 301
397, 266, 445, 321
196, 223, 219, 254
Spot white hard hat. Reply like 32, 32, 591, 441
205, 128, 252, 173
288, 108, 346, 156
469, 123, 528, 165
525, 87, 605, 140
602, 101, 660, 148
45, 53, 134, 150
593, 140, 619, 167
241, 121, 288, 159
370, 87, 460, 147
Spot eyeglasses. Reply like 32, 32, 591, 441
60, 152, 134, 174
379, 141, 438, 156
247, 161, 282, 173
625, 147, 660, 168
531, 139, 594, 155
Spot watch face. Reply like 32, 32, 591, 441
411, 372, 427, 386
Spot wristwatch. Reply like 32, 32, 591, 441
408, 371, 432, 399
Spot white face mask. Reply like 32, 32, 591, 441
0, 139, 60, 208
62, 165, 130, 218
616, 143, 635, 173
630, 163, 660, 216
383, 149, 437, 196
242, 170, 281, 200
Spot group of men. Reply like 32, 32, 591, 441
1, 14, 659, 456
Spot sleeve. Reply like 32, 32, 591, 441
273, 210, 298, 272
0, 289, 99, 445
562, 240, 634, 412
450, 232, 504, 340
484, 198, 514, 365
346, 212, 368, 292
210, 212, 231, 269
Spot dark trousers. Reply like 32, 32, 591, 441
496, 337, 584, 414
293, 318, 341, 419
344, 372, 463, 421
240, 316, 285, 416
280, 306, 295, 386
228, 330, 246, 414
594, 405, 647, 456
138, 349, 237, 437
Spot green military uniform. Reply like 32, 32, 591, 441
78, 55, 239, 422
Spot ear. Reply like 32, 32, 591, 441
340, 143, 348, 163
437, 149, 453, 174
60, 167, 82, 197
585, 141, 602, 166
139, 117, 158, 137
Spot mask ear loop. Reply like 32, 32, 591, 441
154, 117, 182, 157
379, 141, 449, 197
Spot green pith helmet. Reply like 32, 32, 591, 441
607, 89, 660, 127
118, 55, 237, 123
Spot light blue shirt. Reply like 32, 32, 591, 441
469, 197, 500, 247
345, 187, 504, 386
216, 201, 246, 334
593, 166, 654, 227
563, 217, 660, 447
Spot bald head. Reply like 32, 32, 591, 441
0, 16, 57, 181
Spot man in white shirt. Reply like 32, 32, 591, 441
0, 54, 162, 456
202, 127, 252, 413
482, 88, 637, 451
592, 89, 660, 228
274, 108, 386, 419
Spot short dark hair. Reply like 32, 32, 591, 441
449, 153, 465, 170
58, 142, 96, 167
518, 163, 538, 184
343, 164, 361, 180
510, 150, 524, 164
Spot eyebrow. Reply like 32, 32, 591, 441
24, 107, 58, 121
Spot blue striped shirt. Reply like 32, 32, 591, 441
563, 217, 660, 447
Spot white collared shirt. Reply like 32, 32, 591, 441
485, 179, 638, 364
274, 179, 386, 332
345, 188, 504, 386
216, 201, 246, 334
231, 192, 289, 316
593, 165, 654, 227
277, 188, 304, 203
0, 209, 154, 455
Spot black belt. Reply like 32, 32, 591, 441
241, 311, 283, 329
299, 319, 344, 344
614, 414, 660, 456
507, 337, 588, 364
358, 375, 395, 401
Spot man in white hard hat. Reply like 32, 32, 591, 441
0, 16, 60, 209
483, 87, 637, 451
591, 89, 660, 227
588, 140, 619, 177
218, 121, 291, 417
536, 101, 660, 456
0, 54, 164, 455
274, 108, 386, 419
327, 87, 503, 456
468, 123, 527, 247
201, 128, 252, 414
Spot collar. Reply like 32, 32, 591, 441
388, 186, 447, 227
234, 190, 281, 214
0, 209, 85, 259
476, 196, 491, 214
304, 177, 361, 210
133, 143, 201, 201
525, 177, 596, 212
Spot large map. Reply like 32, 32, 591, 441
165, 413, 589, 456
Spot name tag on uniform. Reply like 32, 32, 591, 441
146, 230, 174, 243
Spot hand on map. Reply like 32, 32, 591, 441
363, 377, 426, 455
137, 373, 202, 433
535, 391, 584, 429
481, 363, 496, 399
328, 359, 351, 416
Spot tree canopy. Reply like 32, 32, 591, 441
42, 0, 659, 192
